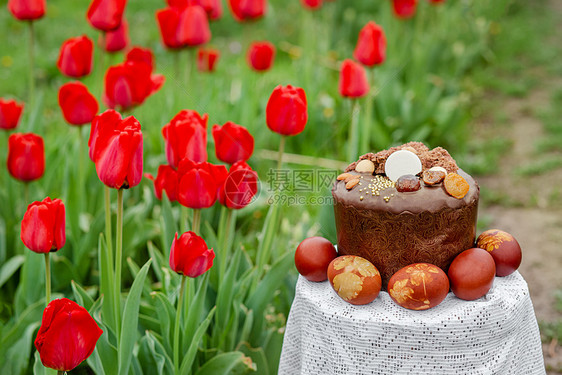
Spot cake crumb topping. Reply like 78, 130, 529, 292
345, 142, 459, 174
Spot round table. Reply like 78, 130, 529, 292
279, 272, 545, 375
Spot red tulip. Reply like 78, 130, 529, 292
219, 161, 258, 209
35, 298, 102, 372
177, 159, 227, 208
87, 0, 127, 31
338, 59, 369, 98
7, 133, 44, 182
228, 0, 266, 22
156, 7, 184, 49
56, 36, 94, 78
21, 197, 65, 253
247, 41, 275, 72
169, 231, 215, 277
212, 122, 254, 164
58, 82, 99, 126
156, 5, 211, 49
301, 0, 322, 10
197, 48, 219, 72
147, 165, 179, 202
102, 19, 129, 52
7, 0, 45, 21
103, 60, 164, 111
168, 0, 223, 20
88, 110, 143, 189
162, 110, 208, 167
392, 0, 417, 19
181, 5, 212, 46
126, 46, 155, 72
353, 21, 386, 67
0, 98, 24, 130
266, 84, 308, 136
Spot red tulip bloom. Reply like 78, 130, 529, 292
247, 41, 275, 72
58, 82, 99, 126
102, 19, 129, 52
339, 59, 369, 98
197, 48, 219, 72
35, 298, 102, 372
219, 161, 258, 209
7, 0, 45, 21
88, 110, 143, 189
0, 98, 24, 130
266, 85, 308, 136
301, 0, 322, 10
56, 36, 94, 78
156, 5, 211, 49
353, 21, 386, 67
181, 5, 212, 46
392, 0, 417, 19
147, 165, 179, 202
21, 197, 65, 253
162, 110, 208, 167
168, 0, 222, 20
156, 7, 184, 49
169, 231, 215, 277
103, 60, 164, 111
87, 0, 127, 31
177, 159, 227, 209
126, 46, 155, 72
7, 133, 45, 182
212, 122, 254, 164
228, 0, 266, 22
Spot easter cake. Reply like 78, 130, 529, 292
332, 142, 479, 288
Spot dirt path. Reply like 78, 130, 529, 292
474, 2, 562, 371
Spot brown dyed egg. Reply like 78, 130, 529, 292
476, 229, 522, 277
448, 248, 496, 301
294, 237, 337, 282
327, 255, 381, 305
388, 263, 449, 310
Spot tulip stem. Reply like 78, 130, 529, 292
173, 51, 179, 80
44, 253, 51, 306
104, 186, 114, 263
28, 21, 35, 107
23, 182, 29, 206
361, 71, 374, 154
173, 275, 187, 375
57, 371, 65, 375
114, 188, 124, 336
181, 206, 188, 232
347, 99, 360, 162
219, 208, 236, 282
78, 127, 86, 213
277, 135, 286, 171
192, 208, 201, 234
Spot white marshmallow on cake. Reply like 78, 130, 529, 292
384, 150, 423, 182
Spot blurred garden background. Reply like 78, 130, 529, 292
1, 0, 561, 373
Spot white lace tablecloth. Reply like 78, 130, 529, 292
279, 272, 545, 375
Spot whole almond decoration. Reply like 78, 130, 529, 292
337, 173, 353, 181
345, 178, 360, 190
355, 159, 375, 173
